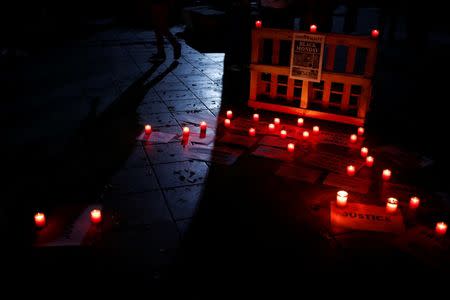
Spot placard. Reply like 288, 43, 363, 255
290, 33, 325, 82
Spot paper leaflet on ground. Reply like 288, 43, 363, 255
219, 133, 258, 148
330, 201, 405, 234
319, 130, 364, 148
188, 132, 215, 145
184, 144, 244, 165
276, 164, 322, 183
252, 145, 294, 161
258, 135, 296, 149
302, 150, 365, 174
323, 173, 372, 194
137, 131, 176, 143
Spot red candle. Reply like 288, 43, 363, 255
371, 29, 379, 38
200, 121, 207, 134
280, 130, 287, 139
360, 147, 368, 158
336, 191, 348, 207
90, 209, 102, 224
255, 20, 262, 29
226, 110, 233, 119
386, 197, 398, 213
224, 118, 231, 127
310, 24, 317, 33
409, 196, 420, 209
347, 165, 355, 176
253, 113, 259, 122
144, 124, 152, 135
382, 169, 391, 181
182, 127, 190, 139
303, 131, 310, 140
436, 222, 448, 235
287, 143, 295, 152
34, 212, 46, 228
358, 127, 364, 136
366, 156, 374, 167
249, 128, 256, 137
350, 134, 357, 143
313, 126, 320, 135
297, 118, 304, 127
274, 118, 280, 125
268, 123, 275, 132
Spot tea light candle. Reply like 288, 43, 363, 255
366, 156, 374, 167
303, 131, 310, 140
409, 196, 420, 209
182, 127, 190, 139
268, 123, 275, 131
360, 147, 368, 158
274, 118, 280, 125
144, 124, 152, 135
350, 134, 357, 143
280, 130, 287, 139
253, 113, 259, 122
310, 24, 317, 33
313, 126, 320, 135
224, 119, 231, 127
34, 212, 46, 228
255, 20, 262, 29
386, 197, 398, 213
200, 121, 207, 134
347, 165, 356, 176
287, 143, 295, 152
436, 222, 448, 235
358, 127, 365, 136
336, 191, 348, 207
249, 128, 256, 137
371, 29, 379, 38
382, 169, 391, 181
226, 110, 233, 119
90, 209, 102, 224
297, 118, 304, 127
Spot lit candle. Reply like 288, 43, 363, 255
253, 113, 259, 122
274, 118, 280, 125
358, 127, 364, 136
144, 124, 152, 135
436, 222, 448, 235
366, 156, 374, 167
297, 118, 304, 127
313, 126, 320, 135
360, 147, 368, 158
249, 128, 256, 137
90, 209, 102, 224
287, 143, 295, 152
182, 127, 190, 139
310, 24, 317, 33
303, 131, 310, 140
350, 134, 357, 143
255, 20, 262, 29
371, 29, 379, 38
200, 121, 207, 134
280, 130, 287, 139
382, 169, 391, 181
268, 123, 275, 132
409, 196, 420, 209
336, 191, 348, 207
224, 118, 231, 127
34, 212, 46, 228
347, 165, 355, 176
226, 110, 233, 119
386, 197, 398, 213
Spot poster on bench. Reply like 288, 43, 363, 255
290, 33, 325, 82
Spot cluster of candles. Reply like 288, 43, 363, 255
34, 209, 102, 229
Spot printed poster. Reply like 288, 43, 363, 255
290, 33, 325, 82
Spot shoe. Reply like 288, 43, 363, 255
148, 53, 166, 62
173, 43, 181, 60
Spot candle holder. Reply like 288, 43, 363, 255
144, 124, 152, 135
382, 169, 391, 181
436, 222, 448, 235
366, 156, 374, 167
226, 110, 233, 119
313, 126, 320, 135
287, 143, 295, 153
386, 197, 398, 213
280, 130, 287, 139
360, 147, 368, 158
253, 114, 259, 122
34, 212, 46, 228
346, 165, 355, 176
409, 196, 420, 209
336, 191, 348, 207
90, 209, 102, 224
297, 118, 304, 127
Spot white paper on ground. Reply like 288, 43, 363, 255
323, 173, 372, 194
252, 145, 294, 161
137, 131, 176, 143
219, 133, 258, 148
184, 144, 244, 165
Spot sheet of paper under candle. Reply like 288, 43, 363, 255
319, 130, 364, 147
184, 145, 244, 165
276, 164, 322, 183
189, 133, 215, 145
302, 151, 365, 174
219, 133, 258, 148
380, 182, 418, 200
258, 135, 296, 149
137, 131, 176, 144
330, 202, 405, 234
323, 173, 372, 194
252, 145, 294, 161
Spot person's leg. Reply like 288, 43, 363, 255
150, 4, 167, 61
